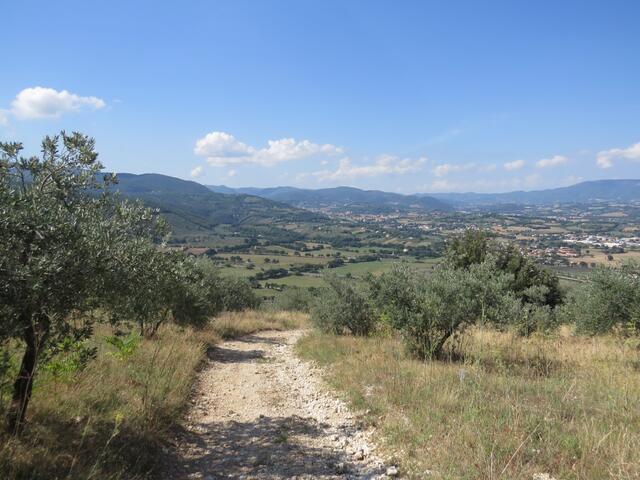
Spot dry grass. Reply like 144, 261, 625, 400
570, 249, 640, 266
296, 327, 640, 479
0, 310, 306, 479
211, 310, 308, 339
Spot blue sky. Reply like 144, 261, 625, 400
2, 0, 639, 193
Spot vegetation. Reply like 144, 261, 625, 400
0, 133, 256, 431
297, 328, 640, 479
371, 261, 514, 358
562, 260, 640, 335
308, 230, 565, 358
298, 230, 640, 477
0, 133, 171, 432
0, 310, 303, 479
310, 274, 375, 336
1, 133, 639, 479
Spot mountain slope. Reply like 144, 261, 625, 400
428, 179, 640, 205
208, 185, 452, 213
111, 173, 324, 235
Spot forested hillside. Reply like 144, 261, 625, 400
110, 173, 325, 237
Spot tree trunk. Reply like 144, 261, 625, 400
6, 319, 39, 435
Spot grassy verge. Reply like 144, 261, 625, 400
0, 310, 305, 479
296, 328, 640, 479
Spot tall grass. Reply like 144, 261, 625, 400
297, 327, 640, 479
0, 310, 306, 479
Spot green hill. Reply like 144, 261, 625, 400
110, 173, 325, 237
208, 185, 452, 213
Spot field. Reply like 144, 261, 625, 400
569, 249, 640, 266
297, 328, 640, 480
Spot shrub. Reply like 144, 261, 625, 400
311, 275, 375, 336
562, 261, 640, 335
216, 275, 260, 312
371, 262, 514, 359
445, 229, 563, 309
271, 287, 314, 312
510, 301, 557, 337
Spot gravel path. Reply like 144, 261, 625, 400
162, 330, 393, 479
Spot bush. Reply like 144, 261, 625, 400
509, 301, 558, 337
562, 261, 640, 335
372, 263, 510, 359
446, 229, 563, 309
311, 275, 375, 336
216, 276, 260, 312
271, 287, 314, 312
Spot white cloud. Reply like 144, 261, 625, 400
536, 155, 568, 168
596, 142, 640, 169
432, 162, 476, 177
190, 166, 204, 178
227, 169, 237, 178
194, 131, 343, 167
481, 163, 497, 172
504, 159, 525, 171
11, 87, 106, 119
313, 155, 426, 182
194, 131, 253, 161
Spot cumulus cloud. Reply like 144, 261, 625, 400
596, 142, 640, 169
432, 162, 476, 177
536, 155, 568, 168
194, 131, 343, 167
190, 166, 204, 178
504, 159, 525, 171
313, 155, 426, 182
10, 87, 106, 119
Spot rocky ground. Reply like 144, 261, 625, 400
162, 330, 397, 479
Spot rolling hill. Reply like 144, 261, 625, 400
109, 173, 325, 236
207, 185, 452, 213
427, 179, 640, 206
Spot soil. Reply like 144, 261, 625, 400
162, 330, 393, 479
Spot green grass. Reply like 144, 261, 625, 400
296, 328, 640, 479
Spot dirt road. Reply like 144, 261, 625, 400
162, 330, 392, 479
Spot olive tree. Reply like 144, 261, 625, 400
0, 133, 166, 433
371, 262, 513, 359
446, 230, 563, 308
562, 261, 640, 335
311, 274, 375, 336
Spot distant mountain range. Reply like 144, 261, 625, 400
426, 179, 640, 206
210, 179, 640, 210
106, 174, 640, 237
207, 185, 452, 213
110, 173, 323, 236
